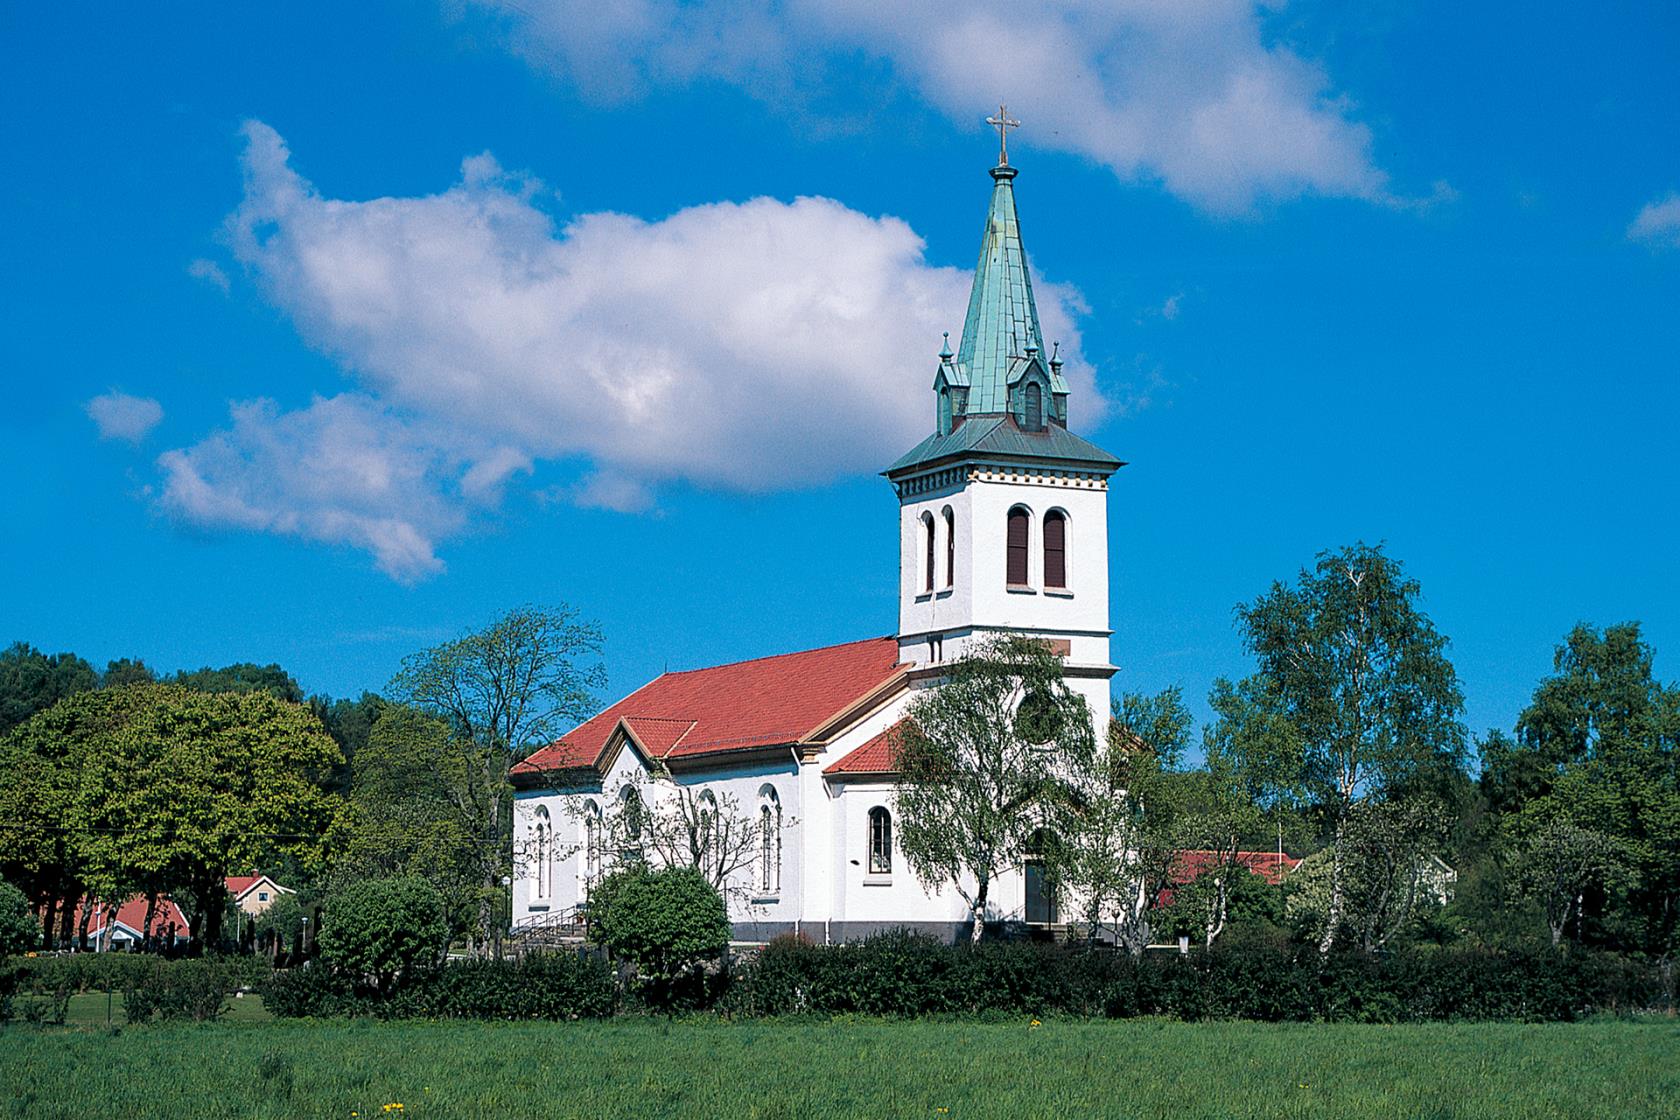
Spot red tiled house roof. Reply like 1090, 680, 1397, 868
513, 636, 905, 782
825, 719, 907, 776
65, 895, 192, 938
1155, 850, 1304, 908
224, 875, 262, 897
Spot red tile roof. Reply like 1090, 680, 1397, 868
225, 875, 262, 898
1154, 850, 1304, 908
825, 719, 907, 775
66, 895, 192, 938
514, 636, 904, 779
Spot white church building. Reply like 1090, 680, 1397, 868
511, 149, 1123, 943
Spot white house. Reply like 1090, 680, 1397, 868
510, 150, 1123, 943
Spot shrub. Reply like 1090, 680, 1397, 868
726, 932, 1670, 1023
123, 958, 229, 1022
0, 880, 36, 957
265, 952, 616, 1020
591, 866, 729, 988
13, 953, 271, 995
317, 876, 448, 995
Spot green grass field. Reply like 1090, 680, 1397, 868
2, 1018, 1676, 1119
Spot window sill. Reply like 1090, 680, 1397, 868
862, 877, 893, 887
936, 588, 953, 599
1006, 584, 1036, 595
751, 896, 780, 906
1044, 588, 1074, 598
527, 904, 550, 912
914, 592, 933, 603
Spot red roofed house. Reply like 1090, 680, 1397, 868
67, 896, 193, 952
510, 150, 1124, 942
225, 874, 295, 917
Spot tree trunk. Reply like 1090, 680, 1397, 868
969, 881, 989, 944
41, 895, 59, 950
57, 892, 78, 948
77, 900, 94, 951
1318, 815, 1348, 958
142, 894, 159, 947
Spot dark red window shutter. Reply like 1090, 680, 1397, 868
1007, 508, 1029, 585
1044, 511, 1066, 588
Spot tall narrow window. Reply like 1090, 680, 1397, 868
922, 512, 936, 592
1044, 511, 1067, 589
943, 506, 956, 588
1006, 507, 1030, 586
758, 788, 782, 893
533, 807, 551, 898
1024, 382, 1043, 431
583, 801, 602, 887
868, 807, 893, 875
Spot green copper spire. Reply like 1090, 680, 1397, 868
954, 164, 1045, 416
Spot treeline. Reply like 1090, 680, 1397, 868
0, 606, 605, 955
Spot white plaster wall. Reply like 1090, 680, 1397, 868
898, 469, 1111, 671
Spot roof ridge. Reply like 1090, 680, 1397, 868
659, 634, 895, 676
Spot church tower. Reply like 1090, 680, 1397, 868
884, 144, 1122, 720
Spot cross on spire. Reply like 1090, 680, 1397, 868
985, 104, 1020, 166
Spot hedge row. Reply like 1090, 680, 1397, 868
725, 932, 1669, 1022
11, 952, 272, 995
261, 933, 1672, 1023
265, 953, 617, 1020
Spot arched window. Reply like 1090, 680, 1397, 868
922, 512, 936, 592
1006, 507, 1030, 586
1024, 382, 1043, 431
868, 806, 893, 875
582, 800, 602, 884
942, 506, 956, 588
1044, 510, 1067, 589
759, 786, 782, 894
620, 786, 644, 852
533, 806, 551, 899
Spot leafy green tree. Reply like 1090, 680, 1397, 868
390, 605, 605, 951
1058, 688, 1193, 952
1481, 623, 1679, 954
253, 892, 306, 962
171, 662, 304, 703
0, 879, 38, 956
311, 691, 388, 796
894, 634, 1098, 944
0, 642, 97, 734
101, 658, 156, 687
1226, 543, 1466, 955
1510, 817, 1630, 948
330, 705, 484, 940
63, 684, 343, 947
589, 864, 729, 986
318, 876, 448, 995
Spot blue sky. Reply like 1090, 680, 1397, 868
3, 2, 1678, 748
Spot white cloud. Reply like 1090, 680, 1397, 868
159, 121, 1099, 579
1628, 193, 1680, 248
157, 394, 463, 582
463, 0, 1401, 213
188, 257, 230, 293
86, 392, 164, 443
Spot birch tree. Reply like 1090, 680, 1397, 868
1231, 543, 1464, 955
894, 635, 1096, 944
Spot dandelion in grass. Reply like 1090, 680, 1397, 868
1029, 1019, 1042, 1029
